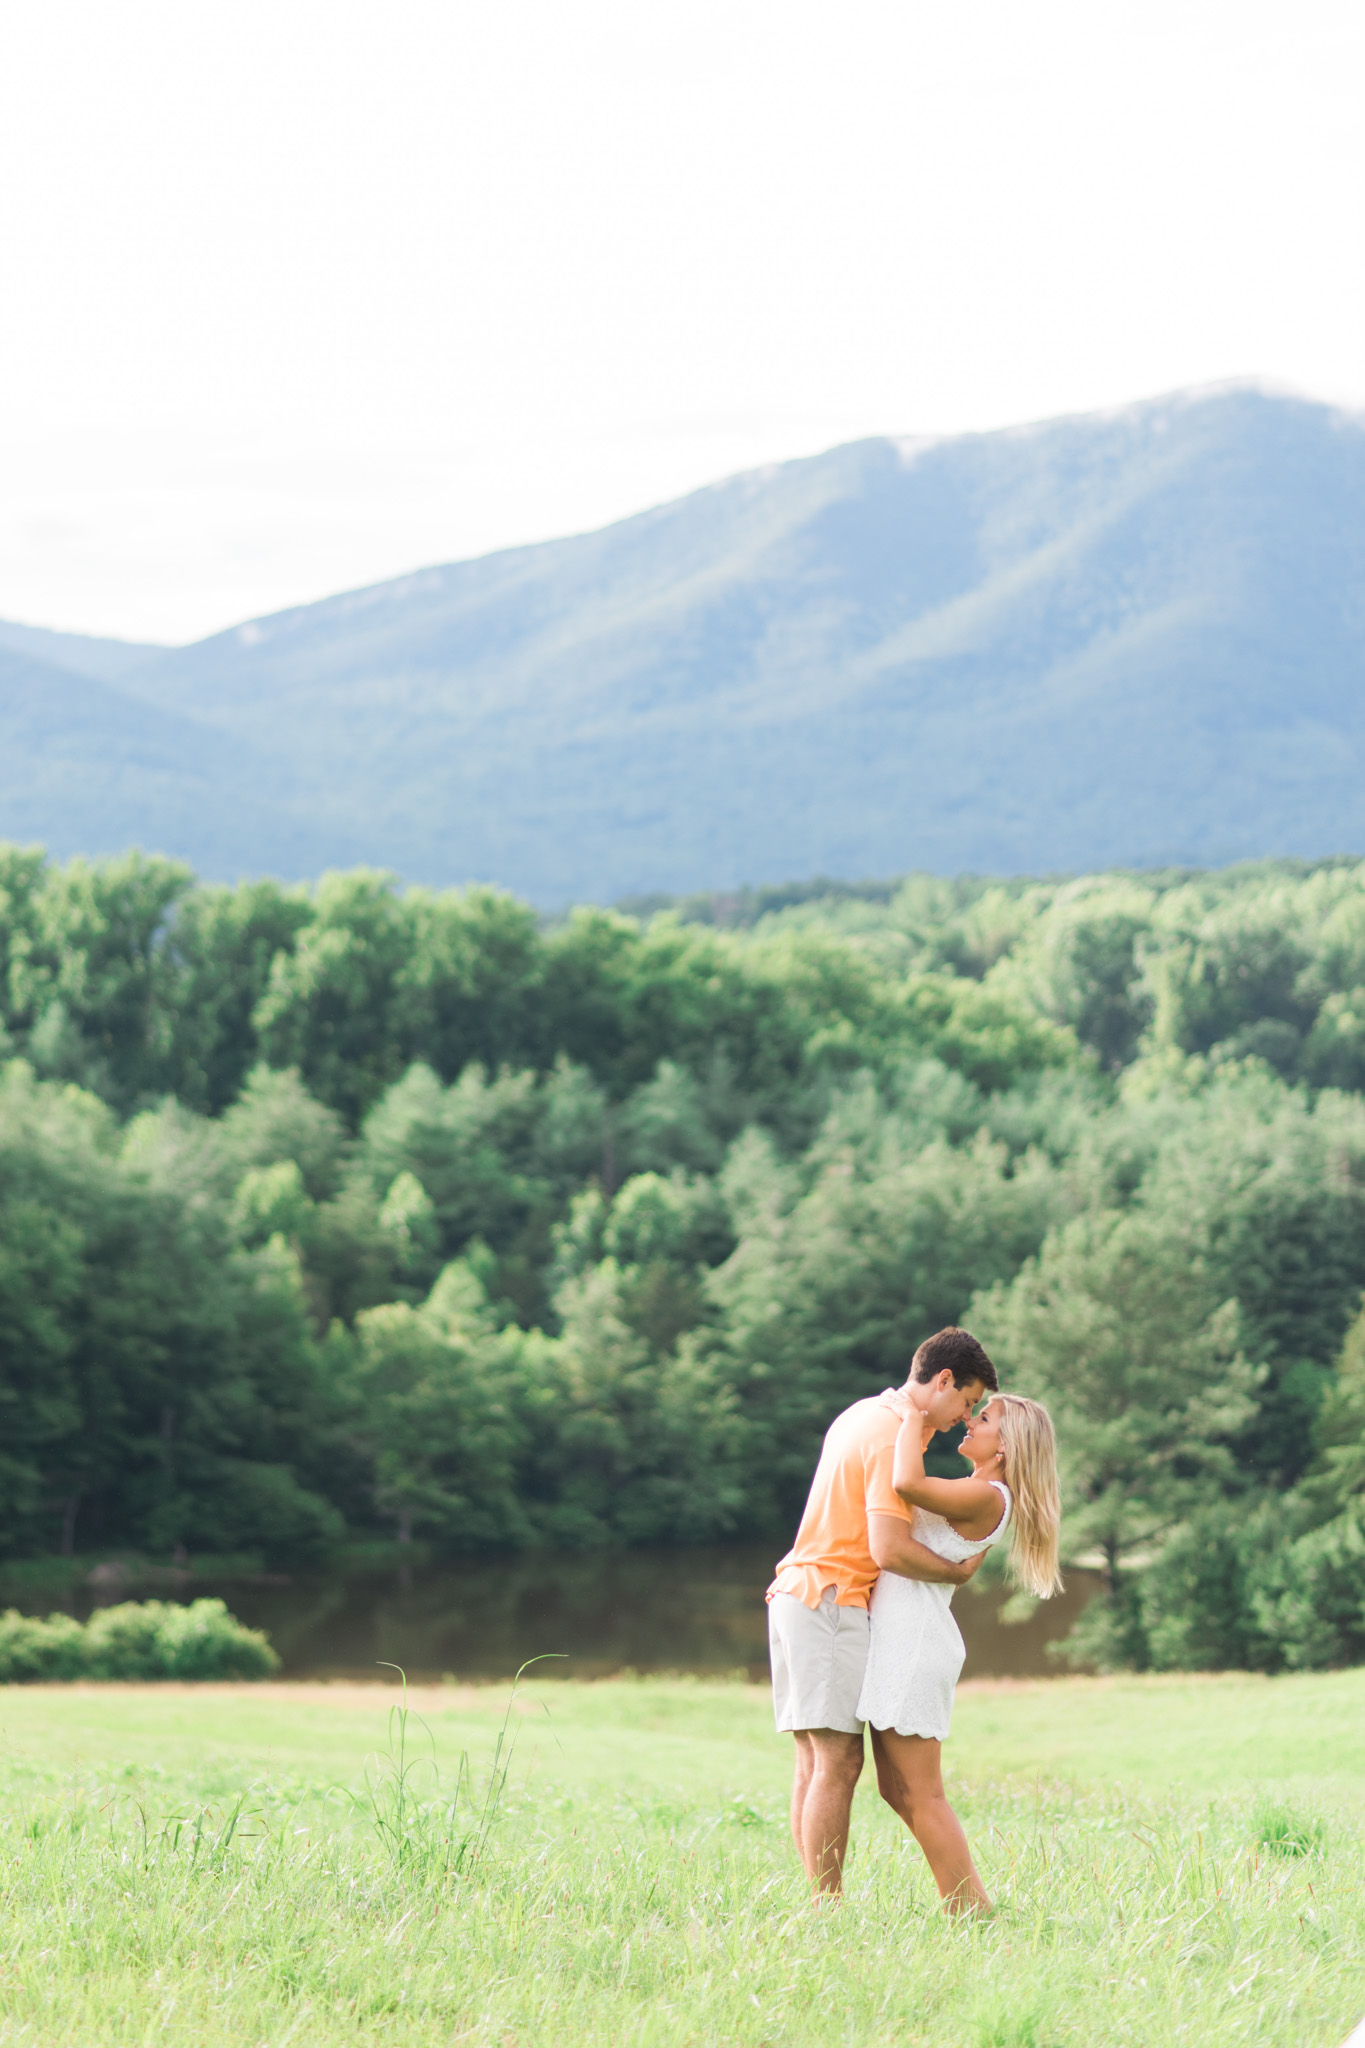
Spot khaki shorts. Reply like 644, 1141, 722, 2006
768, 1588, 869, 1734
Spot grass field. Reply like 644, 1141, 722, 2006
0, 1669, 1360, 2046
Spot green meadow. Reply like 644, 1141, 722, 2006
0, 1671, 1359, 2046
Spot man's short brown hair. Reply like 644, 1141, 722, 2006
910, 1326, 999, 1392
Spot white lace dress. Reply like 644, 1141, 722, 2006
856, 1480, 1012, 1741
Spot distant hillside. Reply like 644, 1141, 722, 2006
5, 386, 1364, 901
0, 618, 165, 683
0, 642, 312, 880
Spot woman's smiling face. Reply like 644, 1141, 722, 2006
961, 1400, 1004, 1469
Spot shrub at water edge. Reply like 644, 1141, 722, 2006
0, 1599, 279, 1681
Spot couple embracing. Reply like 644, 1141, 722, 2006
767, 1327, 1061, 1909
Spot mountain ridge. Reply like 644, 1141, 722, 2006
0, 617, 166, 683
5, 385, 1364, 900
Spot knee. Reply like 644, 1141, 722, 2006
886, 1783, 951, 1837
878, 1771, 914, 1823
877, 1761, 944, 1827
811, 1745, 863, 1792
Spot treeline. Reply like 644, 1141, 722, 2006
1, 847, 1364, 1672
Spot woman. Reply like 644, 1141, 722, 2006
856, 1391, 1063, 1913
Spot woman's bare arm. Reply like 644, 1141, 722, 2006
891, 1410, 1004, 1538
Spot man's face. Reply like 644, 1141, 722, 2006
924, 1371, 987, 1435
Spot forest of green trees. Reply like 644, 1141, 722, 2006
1, 844, 1363, 1672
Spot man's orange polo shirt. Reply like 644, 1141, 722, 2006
767, 1389, 914, 1612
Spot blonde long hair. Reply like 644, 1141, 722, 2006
991, 1394, 1063, 1598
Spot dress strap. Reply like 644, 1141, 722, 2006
987, 1479, 1012, 1531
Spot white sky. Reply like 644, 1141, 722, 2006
1, 0, 1362, 644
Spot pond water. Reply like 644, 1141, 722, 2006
67, 1546, 1098, 1683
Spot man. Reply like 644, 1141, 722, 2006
766, 1326, 1000, 1895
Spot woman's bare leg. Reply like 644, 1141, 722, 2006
870, 1726, 991, 1913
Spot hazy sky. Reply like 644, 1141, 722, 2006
2, 0, 1362, 643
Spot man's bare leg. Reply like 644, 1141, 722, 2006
870, 1726, 990, 1913
790, 1731, 815, 1859
790, 1728, 864, 1894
